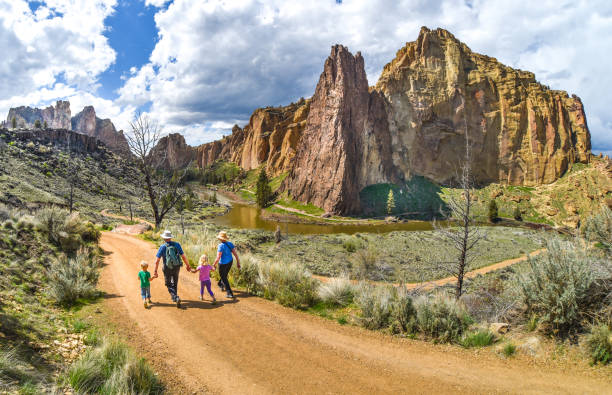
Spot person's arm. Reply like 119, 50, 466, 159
148, 272, 155, 281
213, 251, 222, 270
153, 257, 161, 278
231, 248, 240, 269
181, 254, 192, 272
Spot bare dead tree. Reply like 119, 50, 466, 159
428, 103, 487, 300
58, 153, 81, 213
126, 113, 189, 229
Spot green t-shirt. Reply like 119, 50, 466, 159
138, 270, 151, 288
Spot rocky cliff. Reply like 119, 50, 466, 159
6, 101, 130, 156
196, 99, 310, 176
151, 133, 196, 169
6, 101, 71, 129
155, 27, 593, 215
71, 106, 130, 155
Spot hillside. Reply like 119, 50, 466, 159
156, 27, 592, 215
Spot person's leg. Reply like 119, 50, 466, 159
163, 266, 177, 301
200, 281, 205, 296
145, 287, 151, 302
171, 266, 180, 300
204, 280, 214, 297
220, 262, 233, 296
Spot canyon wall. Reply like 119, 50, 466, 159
5, 101, 130, 156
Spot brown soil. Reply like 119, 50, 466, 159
99, 232, 611, 394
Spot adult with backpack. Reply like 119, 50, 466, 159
213, 231, 241, 299
153, 230, 192, 307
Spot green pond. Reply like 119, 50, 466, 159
209, 201, 437, 235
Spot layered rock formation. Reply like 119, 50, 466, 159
151, 133, 196, 169
6, 101, 71, 129
5, 101, 130, 155
196, 99, 310, 176
71, 106, 130, 155
149, 27, 594, 214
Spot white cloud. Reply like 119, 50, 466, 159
117, 0, 612, 151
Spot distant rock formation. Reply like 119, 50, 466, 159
6, 128, 107, 154
151, 133, 196, 169
6, 101, 71, 129
71, 106, 130, 155
152, 27, 594, 214
195, 99, 310, 176
5, 101, 130, 155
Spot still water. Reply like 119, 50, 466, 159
209, 201, 436, 235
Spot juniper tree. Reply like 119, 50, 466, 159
255, 168, 273, 208
488, 199, 498, 223
43, 121, 48, 129
11, 117, 16, 129
387, 189, 396, 215
34, 119, 41, 128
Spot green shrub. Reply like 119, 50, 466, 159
231, 254, 260, 294
391, 288, 417, 334
355, 284, 394, 330
581, 206, 612, 252
48, 248, 100, 306
317, 277, 355, 307
68, 339, 162, 394
503, 342, 516, 357
585, 324, 612, 365
35, 207, 67, 245
461, 330, 495, 348
342, 239, 358, 253
517, 238, 596, 336
527, 314, 538, 332
415, 294, 472, 343
513, 206, 522, 221
257, 260, 318, 308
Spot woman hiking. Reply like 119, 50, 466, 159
213, 231, 241, 299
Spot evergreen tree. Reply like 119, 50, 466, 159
210, 191, 217, 204
513, 206, 522, 221
11, 117, 16, 129
488, 199, 499, 223
387, 189, 396, 215
43, 121, 48, 129
255, 168, 273, 208
34, 119, 41, 128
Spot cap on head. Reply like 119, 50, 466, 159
217, 231, 229, 242
160, 230, 173, 240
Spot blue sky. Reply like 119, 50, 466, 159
0, 0, 611, 157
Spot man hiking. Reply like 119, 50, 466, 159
153, 230, 192, 307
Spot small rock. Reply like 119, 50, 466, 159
489, 322, 510, 334
519, 336, 540, 356
321, 212, 332, 218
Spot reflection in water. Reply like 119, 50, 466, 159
210, 202, 435, 235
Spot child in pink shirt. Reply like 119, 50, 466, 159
194, 255, 216, 303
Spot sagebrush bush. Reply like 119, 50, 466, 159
517, 238, 597, 335
391, 288, 417, 334
35, 207, 67, 245
317, 276, 355, 307
257, 260, 318, 308
35, 208, 96, 252
231, 254, 260, 294
69, 339, 162, 394
48, 248, 100, 306
415, 294, 471, 343
581, 206, 612, 252
585, 324, 612, 365
355, 284, 395, 330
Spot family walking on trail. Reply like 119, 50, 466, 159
138, 229, 241, 308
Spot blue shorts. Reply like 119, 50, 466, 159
141, 286, 151, 300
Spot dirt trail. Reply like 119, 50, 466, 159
99, 232, 610, 394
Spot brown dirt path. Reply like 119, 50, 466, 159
99, 232, 611, 394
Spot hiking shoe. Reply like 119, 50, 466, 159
226, 293, 234, 299
199, 295, 204, 301
147, 298, 152, 304
211, 298, 217, 305
176, 297, 181, 307
144, 301, 148, 308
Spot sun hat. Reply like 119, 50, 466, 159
216, 231, 229, 242
140, 261, 148, 268
160, 230, 173, 239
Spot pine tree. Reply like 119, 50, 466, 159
11, 117, 16, 129
488, 199, 499, 223
255, 168, 273, 208
43, 121, 48, 129
387, 189, 396, 215
34, 119, 41, 128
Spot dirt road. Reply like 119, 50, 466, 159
99, 232, 611, 394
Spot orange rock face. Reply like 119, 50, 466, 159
196, 99, 310, 176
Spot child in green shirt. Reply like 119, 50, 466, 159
138, 261, 155, 308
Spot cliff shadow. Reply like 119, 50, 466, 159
359, 176, 447, 220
